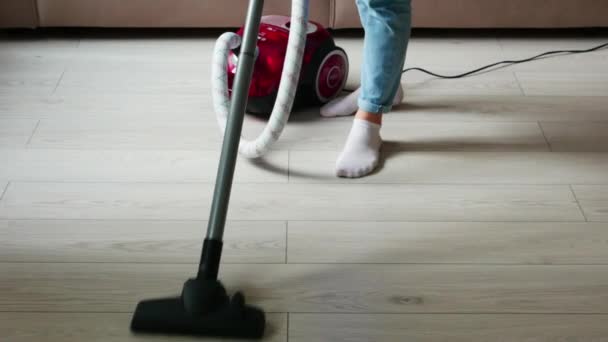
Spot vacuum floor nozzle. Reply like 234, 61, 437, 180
130, 278, 265, 339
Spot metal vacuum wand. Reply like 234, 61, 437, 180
199, 0, 264, 281
130, 0, 268, 339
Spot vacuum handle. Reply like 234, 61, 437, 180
199, 0, 264, 279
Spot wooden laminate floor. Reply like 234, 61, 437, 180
1, 29, 608, 341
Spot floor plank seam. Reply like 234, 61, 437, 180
5, 180, 608, 186
51, 67, 67, 95
3, 261, 607, 266
0, 218, 590, 223
285, 221, 289, 264
286, 312, 290, 342
286, 312, 608, 315
569, 184, 589, 222
512, 71, 527, 96
0, 218, 288, 223
4, 180, 608, 186
15, 118, 608, 125
25, 120, 40, 146
539, 120, 608, 124
496, 37, 506, 53
0, 181, 9, 202
287, 150, 291, 182
0, 180, 292, 185
537, 121, 553, 151
1, 310, 607, 315
0, 218, 596, 222
284, 312, 608, 315
0, 261, 293, 265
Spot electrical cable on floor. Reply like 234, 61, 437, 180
343, 41, 608, 92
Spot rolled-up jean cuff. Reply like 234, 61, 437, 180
358, 98, 392, 114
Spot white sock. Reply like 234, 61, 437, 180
320, 84, 404, 118
336, 118, 382, 178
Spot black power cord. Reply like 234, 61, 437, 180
343, 41, 608, 91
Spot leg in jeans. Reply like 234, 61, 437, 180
335, 0, 411, 178
357, 0, 411, 114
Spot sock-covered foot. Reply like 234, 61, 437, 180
336, 118, 382, 178
320, 85, 404, 118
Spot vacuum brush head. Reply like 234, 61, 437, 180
130, 278, 266, 339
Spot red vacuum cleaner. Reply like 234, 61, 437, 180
227, 15, 349, 115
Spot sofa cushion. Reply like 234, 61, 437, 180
0, 0, 38, 28
332, 0, 608, 28
36, 0, 331, 27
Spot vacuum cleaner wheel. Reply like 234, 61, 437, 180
314, 46, 349, 103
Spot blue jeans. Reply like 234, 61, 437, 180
356, 0, 411, 114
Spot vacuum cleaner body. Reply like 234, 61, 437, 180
227, 15, 349, 115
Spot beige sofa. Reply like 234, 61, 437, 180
3, 0, 608, 29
